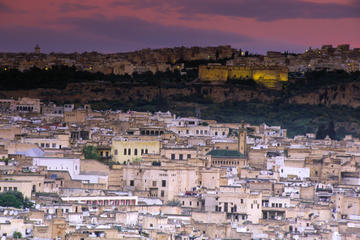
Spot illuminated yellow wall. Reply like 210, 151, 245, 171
228, 67, 252, 79
198, 65, 288, 88
198, 65, 228, 82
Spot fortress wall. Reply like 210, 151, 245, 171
198, 65, 288, 88
228, 67, 253, 79
198, 66, 228, 82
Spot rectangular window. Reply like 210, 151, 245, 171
130, 180, 134, 186
52, 143, 56, 148
179, 154, 183, 160
152, 181, 157, 187
128, 149, 131, 155
41, 143, 45, 148
171, 154, 175, 160
162, 180, 166, 187
134, 149, 138, 155
46, 143, 50, 148
187, 154, 191, 159
114, 149, 118, 155
161, 190, 165, 197
123, 149, 127, 155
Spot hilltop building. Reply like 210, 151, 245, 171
198, 65, 288, 88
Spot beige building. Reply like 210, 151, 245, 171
111, 136, 161, 163
0, 174, 46, 197
123, 164, 198, 201
23, 133, 70, 149
0, 180, 33, 198
64, 110, 87, 123
207, 186, 263, 224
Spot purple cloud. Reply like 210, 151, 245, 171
0, 2, 13, 13
0, 15, 256, 53
59, 3, 98, 12
111, 0, 360, 21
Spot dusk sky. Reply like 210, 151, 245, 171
0, 0, 359, 54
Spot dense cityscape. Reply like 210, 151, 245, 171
0, 84, 359, 239
1, 0, 360, 239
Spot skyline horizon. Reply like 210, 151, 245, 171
0, 42, 356, 55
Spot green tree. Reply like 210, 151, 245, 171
328, 120, 336, 140
13, 231, 22, 239
23, 197, 34, 209
316, 124, 327, 139
83, 145, 99, 160
0, 192, 23, 208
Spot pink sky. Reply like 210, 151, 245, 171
1, 0, 359, 53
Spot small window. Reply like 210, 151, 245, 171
162, 180, 166, 187
187, 154, 191, 159
134, 149, 138, 156
152, 181, 157, 187
46, 143, 50, 148
130, 180, 134, 186
123, 149, 126, 155
145, 149, 148, 154
171, 154, 175, 160
41, 143, 45, 148
52, 143, 56, 148
128, 148, 131, 155
115, 149, 118, 155
179, 154, 183, 160
161, 190, 165, 197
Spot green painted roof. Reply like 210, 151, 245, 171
207, 149, 245, 158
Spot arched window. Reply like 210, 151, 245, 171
134, 149, 138, 155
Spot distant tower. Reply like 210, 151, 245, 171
238, 128, 247, 156
34, 44, 40, 54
